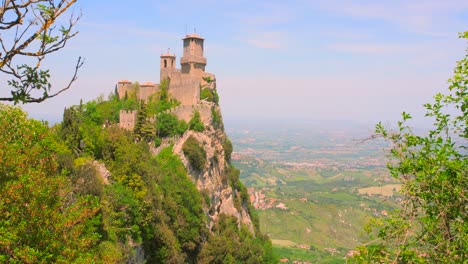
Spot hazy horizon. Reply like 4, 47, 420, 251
3, 0, 467, 128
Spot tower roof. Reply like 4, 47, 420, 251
161, 53, 175, 58
183, 33, 204, 40
141, 81, 155, 86
118, 79, 131, 83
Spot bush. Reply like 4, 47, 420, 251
154, 137, 162, 147
223, 138, 233, 163
200, 87, 213, 102
189, 110, 204, 132
200, 87, 219, 104
211, 107, 223, 130
182, 136, 206, 171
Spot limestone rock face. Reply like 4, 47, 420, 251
92, 160, 111, 185
172, 109, 254, 234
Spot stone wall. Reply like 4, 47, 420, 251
160, 68, 181, 83
119, 110, 137, 130
168, 79, 200, 106
168, 102, 213, 124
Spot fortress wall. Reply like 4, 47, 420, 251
168, 105, 195, 122
161, 69, 182, 84
168, 103, 213, 124
196, 103, 212, 124
169, 79, 200, 106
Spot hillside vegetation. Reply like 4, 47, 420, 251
0, 84, 275, 263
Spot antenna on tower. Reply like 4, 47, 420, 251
185, 24, 187, 35
194, 27, 196, 34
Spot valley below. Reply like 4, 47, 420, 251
227, 120, 402, 263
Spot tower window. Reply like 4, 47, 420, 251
164, 59, 167, 68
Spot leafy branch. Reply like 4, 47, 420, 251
0, 0, 82, 104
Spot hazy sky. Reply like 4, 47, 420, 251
5, 0, 468, 126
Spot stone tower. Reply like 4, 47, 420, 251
160, 52, 176, 81
181, 33, 207, 76
117, 80, 132, 99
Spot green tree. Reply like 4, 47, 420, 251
0, 105, 101, 263
61, 105, 84, 155
156, 112, 188, 138
134, 102, 155, 142
154, 147, 208, 262
0, 0, 83, 104
352, 32, 468, 263
198, 214, 276, 264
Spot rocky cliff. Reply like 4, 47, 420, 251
173, 110, 255, 234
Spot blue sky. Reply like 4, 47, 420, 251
8, 0, 468, 126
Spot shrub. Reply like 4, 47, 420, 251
200, 87, 213, 102
211, 107, 223, 130
189, 110, 204, 132
154, 137, 162, 147
182, 136, 206, 171
156, 112, 188, 138
223, 139, 233, 163
200, 87, 219, 104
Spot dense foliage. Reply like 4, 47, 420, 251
0, 105, 100, 263
199, 214, 275, 264
0, 82, 275, 262
351, 32, 468, 263
156, 112, 188, 138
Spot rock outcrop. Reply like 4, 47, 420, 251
172, 105, 255, 234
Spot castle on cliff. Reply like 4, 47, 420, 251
118, 33, 216, 130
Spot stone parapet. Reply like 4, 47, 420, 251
180, 56, 207, 65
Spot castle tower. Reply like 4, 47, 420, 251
117, 80, 132, 99
160, 52, 176, 81
180, 33, 207, 76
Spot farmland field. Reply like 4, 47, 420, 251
227, 120, 401, 263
